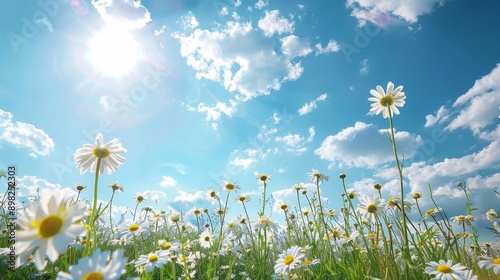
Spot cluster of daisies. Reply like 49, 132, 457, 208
0, 82, 499, 279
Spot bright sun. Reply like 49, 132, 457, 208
86, 26, 143, 78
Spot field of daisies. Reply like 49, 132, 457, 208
1, 82, 499, 279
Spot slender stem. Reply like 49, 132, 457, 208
109, 190, 116, 235
261, 181, 267, 217
387, 107, 409, 256
85, 158, 101, 256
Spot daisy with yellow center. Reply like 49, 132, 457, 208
134, 250, 170, 273
198, 230, 214, 248
56, 249, 127, 280
115, 219, 151, 239
205, 189, 219, 201
424, 259, 468, 280
254, 216, 281, 232
452, 215, 475, 227
368, 81, 406, 119
73, 133, 127, 175
256, 173, 271, 185
222, 180, 240, 192
307, 169, 329, 184
234, 193, 251, 203
357, 195, 385, 223
16, 189, 86, 270
274, 245, 304, 276
478, 256, 500, 275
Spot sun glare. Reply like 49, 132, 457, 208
86, 26, 143, 78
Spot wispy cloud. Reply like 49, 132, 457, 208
0, 110, 55, 157
298, 93, 327, 116
359, 58, 369, 75
275, 126, 315, 154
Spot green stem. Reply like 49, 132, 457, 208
84, 158, 101, 256
387, 108, 410, 257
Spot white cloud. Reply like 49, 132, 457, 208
315, 122, 423, 168
315, 40, 340, 55
275, 126, 315, 154
258, 10, 294, 37
424, 105, 449, 127
234, 0, 242, 8
195, 100, 238, 122
446, 64, 500, 134
142, 189, 167, 203
220, 7, 229, 16
254, 0, 268, 10
0, 110, 55, 157
159, 176, 177, 187
272, 112, 281, 124
173, 20, 304, 102
91, 0, 151, 30
360, 58, 369, 75
174, 190, 205, 202
280, 35, 312, 58
346, 0, 446, 26
180, 11, 199, 29
298, 93, 328, 116
230, 156, 257, 170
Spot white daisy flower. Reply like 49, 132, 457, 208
253, 216, 281, 233
115, 219, 151, 240
307, 169, 329, 184
274, 245, 304, 276
73, 133, 127, 175
478, 256, 500, 275
368, 81, 406, 119
424, 259, 468, 280
199, 230, 214, 249
357, 195, 385, 223
16, 189, 86, 270
135, 250, 170, 273
56, 249, 127, 280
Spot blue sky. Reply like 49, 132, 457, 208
1, 1, 499, 240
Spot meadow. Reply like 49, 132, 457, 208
1, 82, 499, 279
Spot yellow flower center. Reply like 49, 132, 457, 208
426, 209, 435, 215
280, 204, 288, 210
260, 175, 268, 181
348, 192, 356, 199
136, 196, 145, 202
379, 94, 394, 107
456, 216, 465, 221
148, 254, 158, 262
82, 272, 105, 280
493, 258, 500, 265
162, 243, 172, 250
129, 224, 139, 232
225, 183, 235, 190
367, 233, 376, 239
93, 147, 110, 158
193, 209, 201, 215
39, 215, 63, 238
284, 255, 294, 265
227, 222, 234, 228
204, 236, 210, 241
76, 185, 85, 191
154, 213, 161, 218
261, 218, 270, 223
367, 204, 378, 214
303, 260, 312, 265
437, 264, 452, 273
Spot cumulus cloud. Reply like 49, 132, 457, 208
280, 35, 312, 58
315, 122, 423, 168
298, 93, 327, 116
258, 10, 294, 37
254, 0, 268, 10
315, 40, 340, 55
173, 19, 304, 106
159, 176, 177, 187
275, 126, 315, 154
230, 148, 268, 170
174, 190, 205, 202
91, 0, 151, 30
179, 11, 199, 29
0, 110, 55, 157
346, 0, 446, 27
